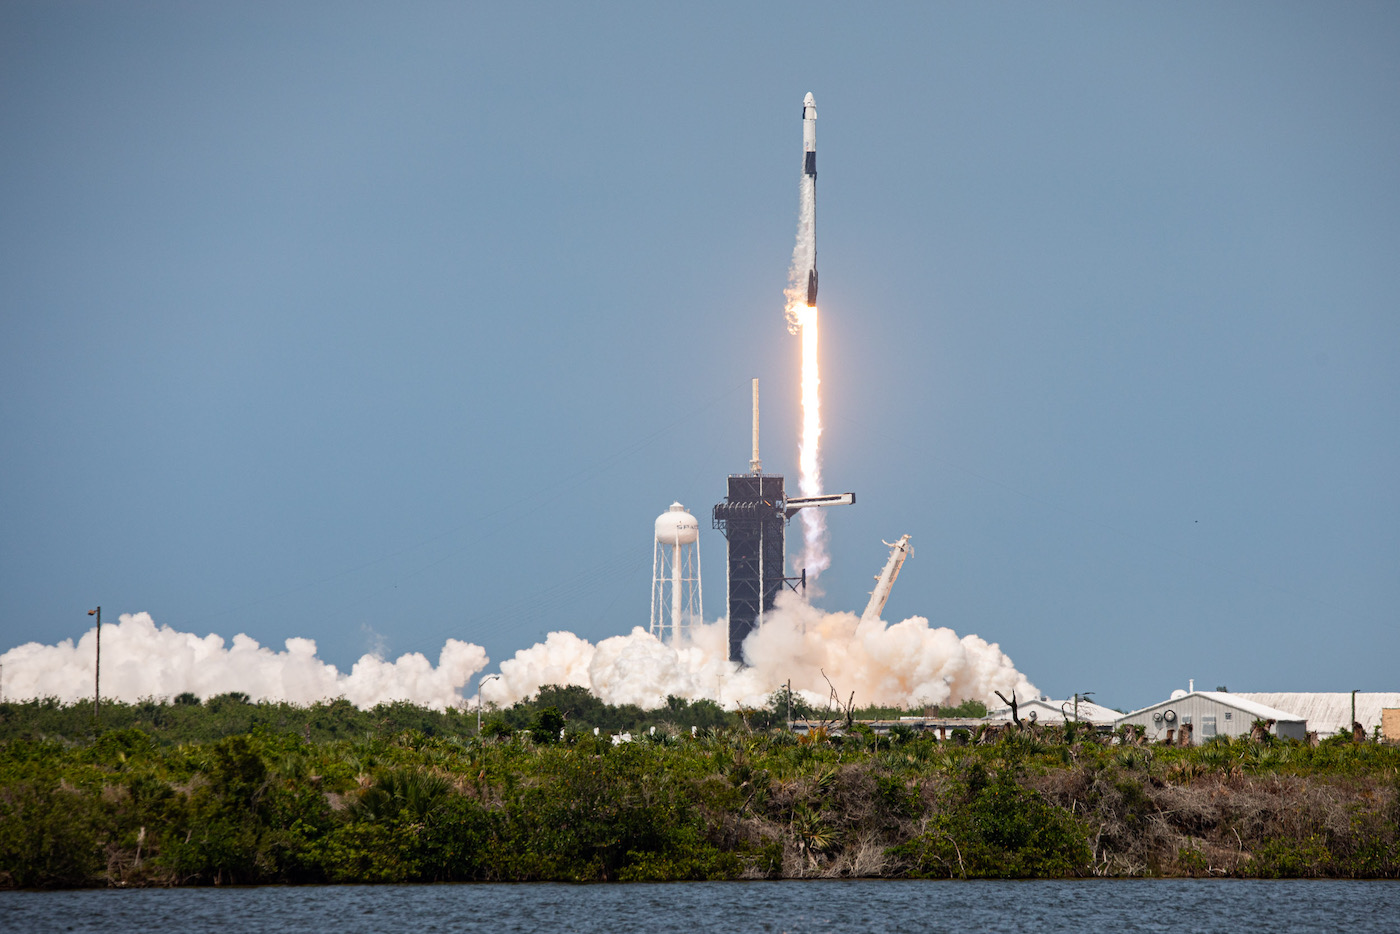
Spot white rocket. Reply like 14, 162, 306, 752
801, 92, 818, 307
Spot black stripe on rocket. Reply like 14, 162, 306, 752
804, 150, 817, 305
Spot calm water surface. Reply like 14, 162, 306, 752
2, 880, 1398, 934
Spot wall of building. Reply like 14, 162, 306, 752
1117, 694, 1306, 743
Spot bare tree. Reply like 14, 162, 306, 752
994, 690, 1021, 729
819, 669, 857, 732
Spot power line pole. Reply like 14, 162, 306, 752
1074, 691, 1094, 723
477, 673, 500, 735
87, 606, 101, 724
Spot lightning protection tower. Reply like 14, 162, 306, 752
713, 379, 856, 663
651, 502, 702, 642
713, 379, 788, 662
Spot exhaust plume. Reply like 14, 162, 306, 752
1, 599, 1035, 715
794, 304, 828, 579
0, 612, 486, 711
783, 174, 816, 335
483, 590, 1035, 711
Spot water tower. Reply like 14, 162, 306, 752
650, 502, 702, 642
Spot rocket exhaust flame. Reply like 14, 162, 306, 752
796, 304, 828, 579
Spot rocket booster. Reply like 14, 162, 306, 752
783, 92, 820, 330
802, 92, 818, 307
803, 92, 817, 178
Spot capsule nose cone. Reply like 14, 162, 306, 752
803, 92, 815, 106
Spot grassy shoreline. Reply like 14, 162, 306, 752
2, 695, 1397, 887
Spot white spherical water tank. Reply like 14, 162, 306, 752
651, 502, 702, 643
655, 502, 699, 544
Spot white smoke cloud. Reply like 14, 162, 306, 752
0, 612, 487, 711
481, 590, 1035, 711
1, 599, 1036, 714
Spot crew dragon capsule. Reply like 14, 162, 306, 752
802, 92, 818, 307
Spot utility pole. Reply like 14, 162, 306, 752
87, 606, 101, 724
1074, 692, 1095, 723
477, 673, 500, 735
786, 679, 793, 732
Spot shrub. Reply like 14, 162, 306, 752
530, 707, 566, 745
892, 763, 1092, 878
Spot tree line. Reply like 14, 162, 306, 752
1, 690, 1395, 888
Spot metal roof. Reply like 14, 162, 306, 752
1118, 691, 1305, 724
1236, 693, 1400, 737
986, 698, 1121, 725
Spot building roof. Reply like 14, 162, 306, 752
1118, 691, 1305, 724
1235, 693, 1400, 737
985, 697, 1121, 725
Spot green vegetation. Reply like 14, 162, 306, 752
0, 688, 980, 748
1, 693, 1397, 887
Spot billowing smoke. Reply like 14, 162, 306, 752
0, 612, 486, 711
484, 590, 1034, 711
1, 598, 1036, 714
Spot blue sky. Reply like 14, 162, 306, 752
2, 3, 1396, 709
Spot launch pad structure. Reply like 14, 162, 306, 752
713, 379, 853, 662
713, 472, 791, 662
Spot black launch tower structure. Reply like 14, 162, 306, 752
713, 379, 849, 664
714, 473, 820, 664
713, 474, 788, 663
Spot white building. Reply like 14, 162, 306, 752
1117, 691, 1307, 743
985, 696, 1121, 727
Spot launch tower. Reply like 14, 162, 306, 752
713, 473, 787, 662
713, 380, 853, 662
713, 380, 792, 662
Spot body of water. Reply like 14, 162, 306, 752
2, 879, 1398, 934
